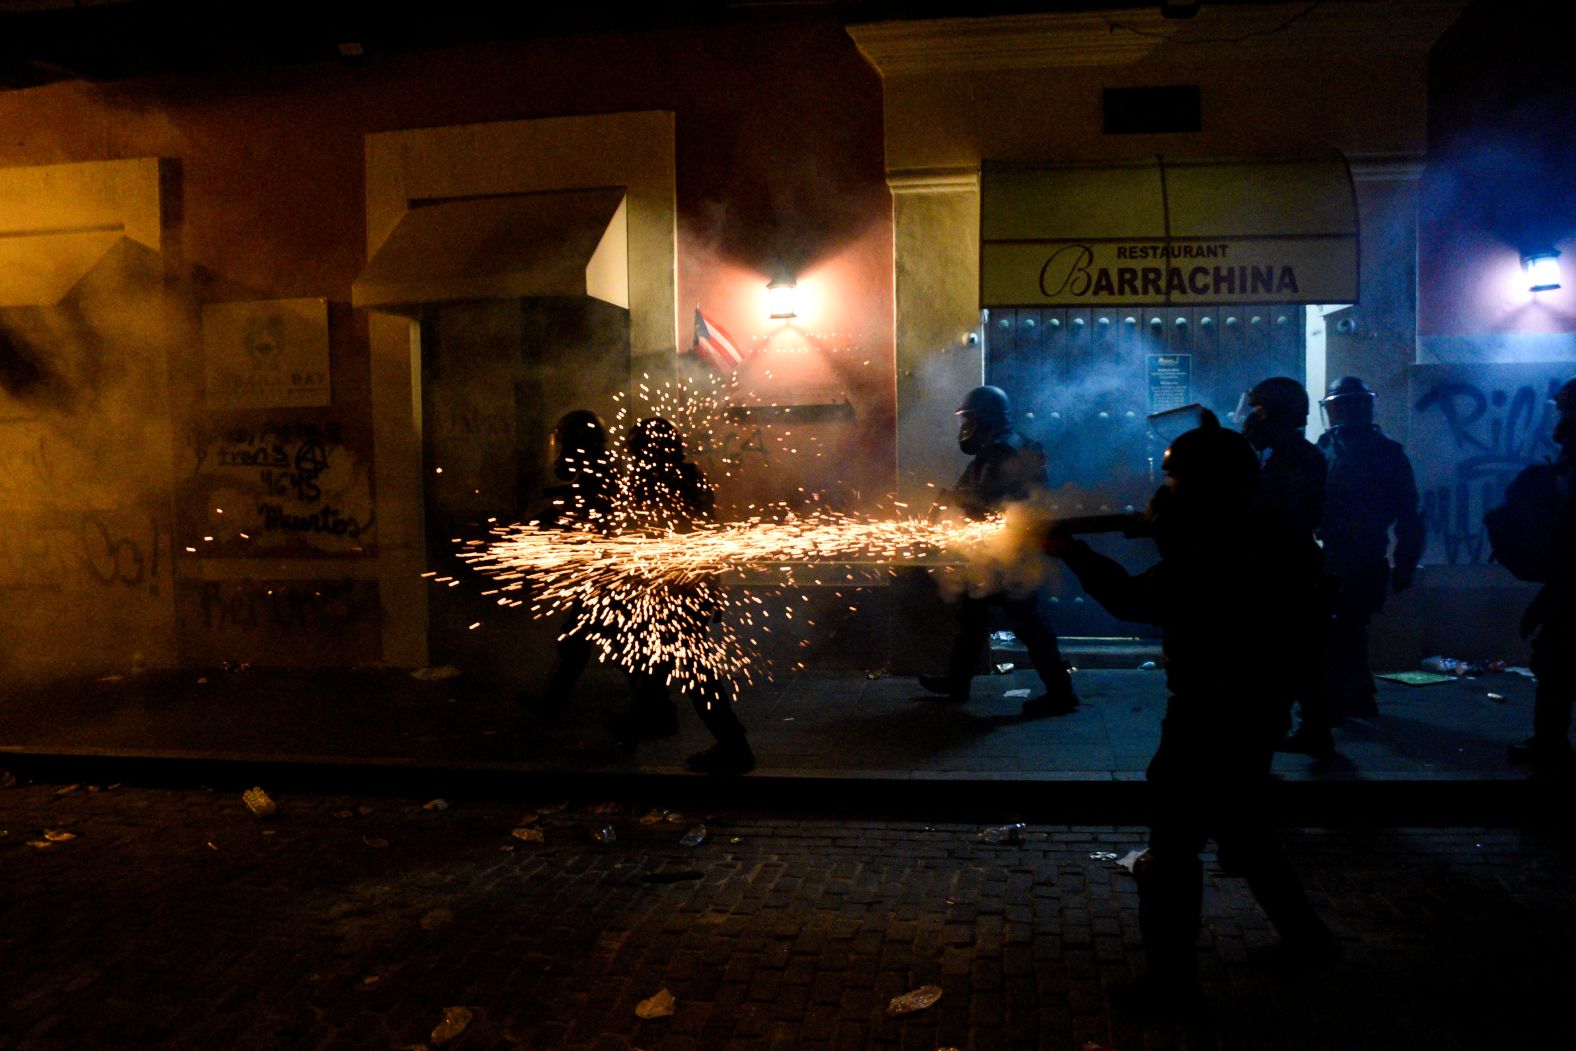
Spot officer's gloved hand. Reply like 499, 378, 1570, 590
1390, 561, 1415, 593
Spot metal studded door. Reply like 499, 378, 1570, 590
986, 304, 1305, 637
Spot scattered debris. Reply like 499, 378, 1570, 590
420, 908, 454, 931
0, 769, 15, 789
1376, 671, 1456, 687
206, 841, 219, 851
430, 1005, 473, 1046
1117, 849, 1148, 874
589, 801, 622, 815
43, 829, 77, 842
1004, 688, 1032, 699
28, 839, 55, 849
422, 799, 449, 812
886, 984, 942, 1015
333, 809, 355, 820
728, 836, 743, 845
362, 835, 389, 849
635, 988, 676, 1019
1089, 851, 1121, 862
865, 667, 889, 680
242, 787, 277, 818
992, 662, 1016, 675
1138, 661, 1159, 671
944, 896, 961, 906
54, 784, 80, 797
196, 677, 208, 685
1506, 666, 1536, 679
409, 665, 463, 681
98, 675, 124, 683
262, 830, 277, 837
362, 975, 381, 988
1487, 692, 1508, 704
639, 810, 669, 825
510, 827, 544, 843
536, 801, 569, 815
680, 825, 708, 848
358, 805, 375, 817
592, 825, 617, 844
977, 823, 1026, 845
1082, 1042, 1120, 1051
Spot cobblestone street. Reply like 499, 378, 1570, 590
2, 781, 1571, 1050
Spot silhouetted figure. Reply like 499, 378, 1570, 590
1507, 378, 1576, 767
919, 385, 1077, 717
520, 410, 617, 721
613, 416, 754, 775
1044, 412, 1336, 1013
1239, 376, 1326, 536
1239, 377, 1333, 757
1312, 377, 1424, 725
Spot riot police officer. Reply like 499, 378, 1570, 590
1239, 376, 1326, 536
1238, 378, 1332, 756
614, 417, 754, 775
1043, 412, 1336, 1011
1509, 377, 1576, 766
520, 410, 618, 721
1311, 377, 1424, 729
919, 386, 1077, 716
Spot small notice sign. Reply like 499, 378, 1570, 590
203, 298, 331, 410
1147, 353, 1191, 414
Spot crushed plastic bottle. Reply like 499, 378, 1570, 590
1138, 660, 1159, 671
592, 825, 617, 843
680, 825, 708, 847
977, 823, 1026, 844
1420, 656, 1458, 674
1089, 851, 1121, 862
992, 662, 1016, 675
511, 827, 544, 843
886, 984, 943, 1015
989, 630, 1019, 645
1487, 692, 1508, 704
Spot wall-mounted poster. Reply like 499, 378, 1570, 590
203, 298, 331, 409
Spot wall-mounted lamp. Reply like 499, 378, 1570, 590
1523, 249, 1562, 292
767, 276, 798, 319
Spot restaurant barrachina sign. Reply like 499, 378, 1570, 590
980, 156, 1359, 307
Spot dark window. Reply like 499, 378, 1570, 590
1103, 86, 1202, 134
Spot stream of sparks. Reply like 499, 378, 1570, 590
460, 513, 1011, 695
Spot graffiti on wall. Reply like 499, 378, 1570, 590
0, 510, 165, 595
181, 418, 375, 556
177, 578, 383, 666
1409, 363, 1567, 565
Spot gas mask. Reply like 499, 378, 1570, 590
957, 412, 1003, 455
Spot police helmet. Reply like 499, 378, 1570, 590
628, 416, 685, 464
1321, 375, 1376, 427
553, 410, 608, 455
1247, 376, 1310, 424
956, 385, 1010, 420
1554, 377, 1576, 415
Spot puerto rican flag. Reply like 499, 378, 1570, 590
693, 307, 745, 372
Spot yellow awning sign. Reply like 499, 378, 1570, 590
980, 157, 1358, 306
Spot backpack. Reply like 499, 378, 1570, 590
1483, 462, 1560, 582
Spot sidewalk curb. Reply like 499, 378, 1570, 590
2, 748, 1560, 825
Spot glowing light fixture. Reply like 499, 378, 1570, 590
767, 276, 798, 319
1523, 249, 1562, 292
